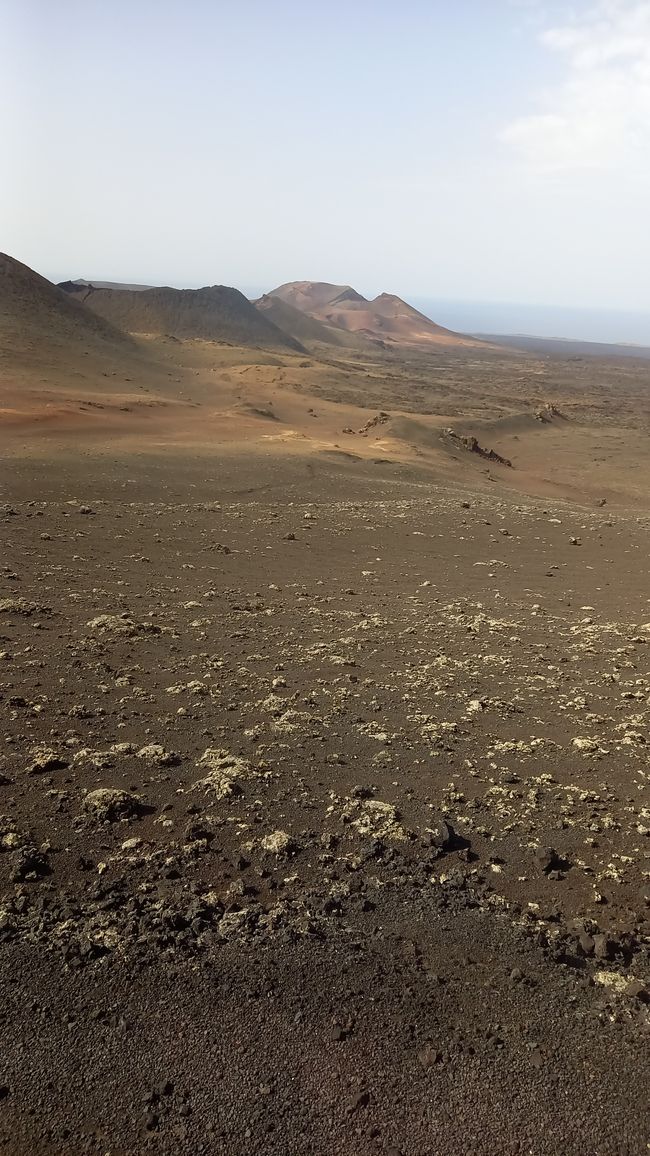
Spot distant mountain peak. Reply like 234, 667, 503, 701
266, 278, 479, 348
329, 287, 368, 305
269, 281, 363, 313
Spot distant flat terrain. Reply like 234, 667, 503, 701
479, 331, 650, 360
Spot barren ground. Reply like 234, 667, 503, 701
1, 338, 649, 1155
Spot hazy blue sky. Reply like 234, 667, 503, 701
3, 0, 650, 320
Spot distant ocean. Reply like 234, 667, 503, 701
412, 299, 650, 347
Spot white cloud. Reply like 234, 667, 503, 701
502, 1, 650, 173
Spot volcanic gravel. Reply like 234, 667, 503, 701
1, 470, 649, 1154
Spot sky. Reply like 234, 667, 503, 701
2, 0, 650, 335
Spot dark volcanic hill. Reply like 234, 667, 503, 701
0, 251, 195, 408
62, 278, 154, 292
0, 252, 199, 403
268, 280, 484, 348
1, 253, 135, 356
60, 281, 304, 352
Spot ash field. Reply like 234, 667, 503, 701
1, 258, 649, 1155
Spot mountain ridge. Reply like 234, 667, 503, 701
267, 280, 485, 348
1, 253, 135, 352
254, 293, 377, 351
59, 281, 304, 352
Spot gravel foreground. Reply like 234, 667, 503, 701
1, 462, 649, 1154
2, 890, 648, 1156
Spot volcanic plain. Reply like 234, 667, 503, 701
1, 256, 649, 1155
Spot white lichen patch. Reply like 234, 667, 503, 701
572, 737, 600, 753
191, 749, 257, 799
344, 798, 407, 842
136, 743, 180, 765
260, 829, 295, 854
593, 971, 631, 995
272, 709, 315, 734
166, 680, 210, 696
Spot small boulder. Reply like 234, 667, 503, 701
533, 845, 561, 874
261, 829, 296, 855
428, 816, 456, 851
625, 979, 649, 1003
11, 845, 50, 881
83, 788, 146, 822
417, 1044, 442, 1069
136, 743, 180, 766
26, 746, 69, 775
593, 933, 617, 960
578, 931, 595, 957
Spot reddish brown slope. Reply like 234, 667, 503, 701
269, 280, 487, 348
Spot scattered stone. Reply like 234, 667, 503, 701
0, 598, 50, 616
25, 745, 69, 775
83, 788, 146, 822
351, 784, 375, 799
347, 799, 406, 842
86, 614, 161, 636
167, 680, 209, 696
192, 749, 255, 799
121, 837, 143, 852
593, 933, 616, 960
593, 971, 629, 995
86, 614, 137, 635
427, 816, 457, 852
417, 1044, 442, 1069
0, 829, 26, 851
347, 1090, 370, 1114
184, 815, 220, 843
11, 845, 50, 882
442, 429, 512, 467
261, 829, 296, 855
625, 979, 649, 1003
136, 744, 180, 766
578, 932, 595, 957
572, 737, 599, 753
533, 846, 562, 874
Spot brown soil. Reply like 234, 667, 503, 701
1, 258, 649, 1155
